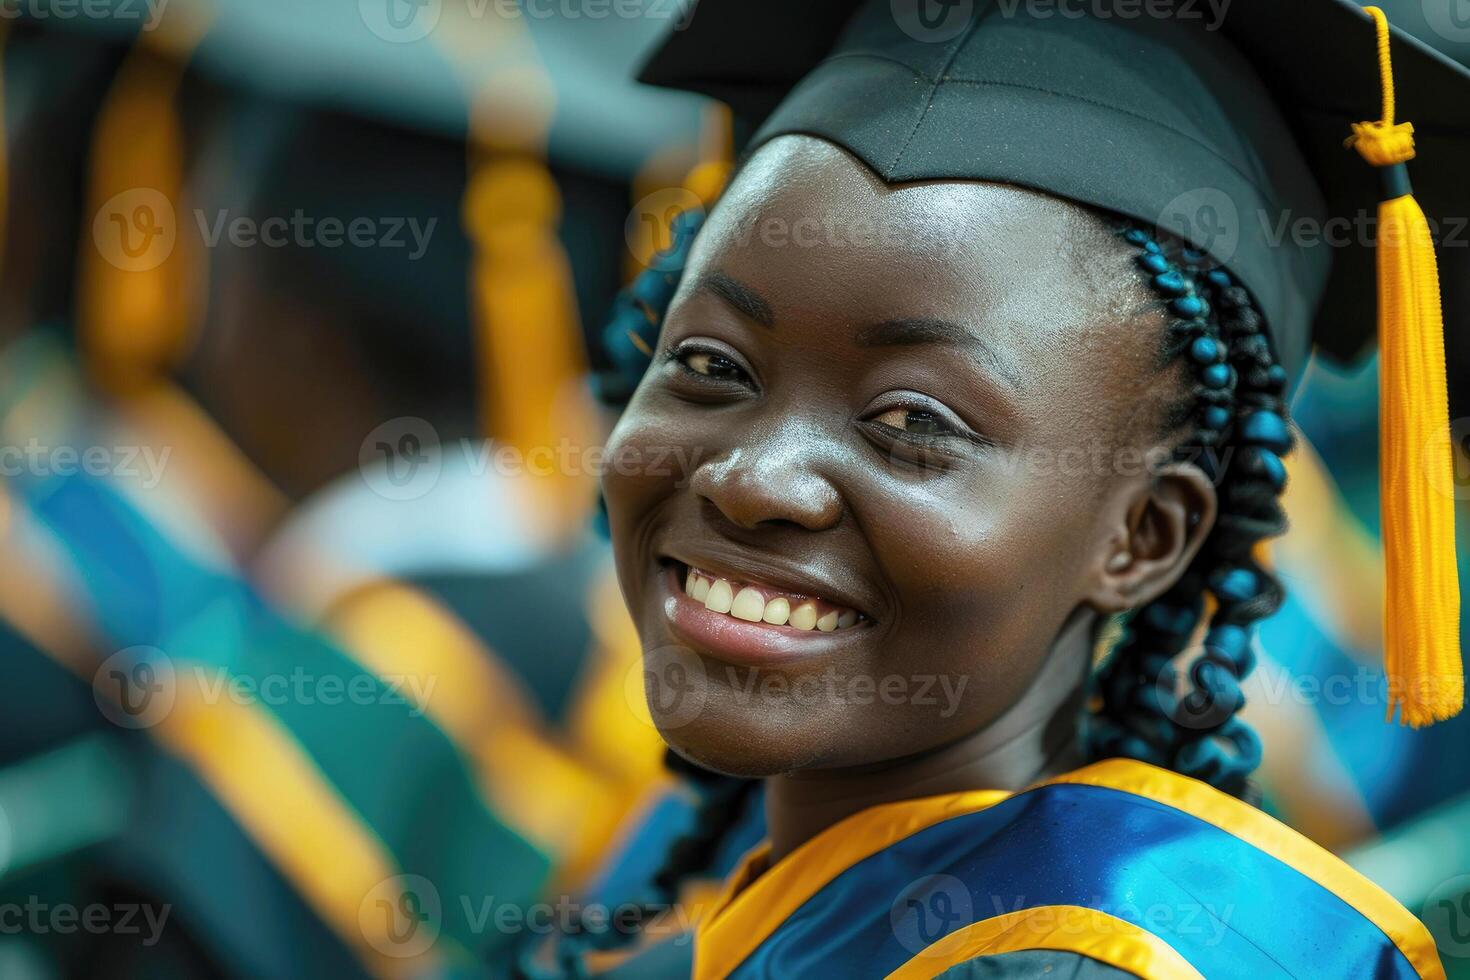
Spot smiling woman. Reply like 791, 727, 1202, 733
562, 1, 1469, 978
607, 137, 1182, 784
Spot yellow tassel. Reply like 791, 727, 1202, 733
464, 157, 599, 534
76, 15, 209, 396
1346, 7, 1462, 726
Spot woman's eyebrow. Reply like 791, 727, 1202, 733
854, 317, 1021, 387
692, 271, 774, 328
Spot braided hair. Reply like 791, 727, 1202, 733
1089, 225, 1294, 800
565, 204, 1295, 969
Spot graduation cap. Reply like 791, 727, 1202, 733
638, 0, 1467, 725
24, 0, 716, 515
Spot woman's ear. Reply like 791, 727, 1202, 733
1087, 462, 1217, 613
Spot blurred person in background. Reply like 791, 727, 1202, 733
0, 0, 718, 975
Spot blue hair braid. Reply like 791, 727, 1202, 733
592, 208, 706, 409
591, 208, 706, 539
1090, 226, 1293, 799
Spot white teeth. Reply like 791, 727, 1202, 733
762, 597, 791, 626
705, 578, 734, 614
789, 603, 818, 631
679, 567, 863, 631
731, 587, 765, 622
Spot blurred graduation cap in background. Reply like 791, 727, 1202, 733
9, 0, 720, 504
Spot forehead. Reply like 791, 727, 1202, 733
684, 136, 1142, 357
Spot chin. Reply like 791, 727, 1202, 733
659, 736, 785, 780
645, 677, 831, 778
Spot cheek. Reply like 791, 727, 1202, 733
862, 460, 1100, 685
601, 390, 693, 529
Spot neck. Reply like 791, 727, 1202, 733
763, 610, 1096, 862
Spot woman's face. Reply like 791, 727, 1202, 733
603, 135, 1199, 777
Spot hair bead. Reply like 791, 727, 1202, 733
1153, 270, 1187, 294
1140, 252, 1170, 275
1244, 446, 1288, 489
1241, 411, 1291, 453
631, 269, 679, 310
1171, 295, 1206, 318
1201, 363, 1232, 388
1145, 603, 1198, 635
1204, 623, 1250, 657
1204, 625, 1257, 676
1189, 336, 1221, 364
1202, 405, 1231, 430
1212, 568, 1259, 603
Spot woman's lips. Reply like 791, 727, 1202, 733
681, 564, 864, 632
659, 563, 871, 668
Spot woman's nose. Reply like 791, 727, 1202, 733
688, 423, 843, 531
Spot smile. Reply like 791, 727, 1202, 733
657, 558, 873, 669
681, 565, 865, 632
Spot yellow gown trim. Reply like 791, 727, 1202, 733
695, 758, 1442, 980
886, 905, 1205, 980
1050, 761, 1443, 980
694, 788, 1009, 980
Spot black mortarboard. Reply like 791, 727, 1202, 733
637, 0, 1468, 724
641, 0, 1469, 386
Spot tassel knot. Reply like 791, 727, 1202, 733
1346, 120, 1416, 168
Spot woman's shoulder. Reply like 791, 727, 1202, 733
692, 758, 1443, 979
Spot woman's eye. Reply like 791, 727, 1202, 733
870, 406, 954, 437
679, 349, 747, 383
